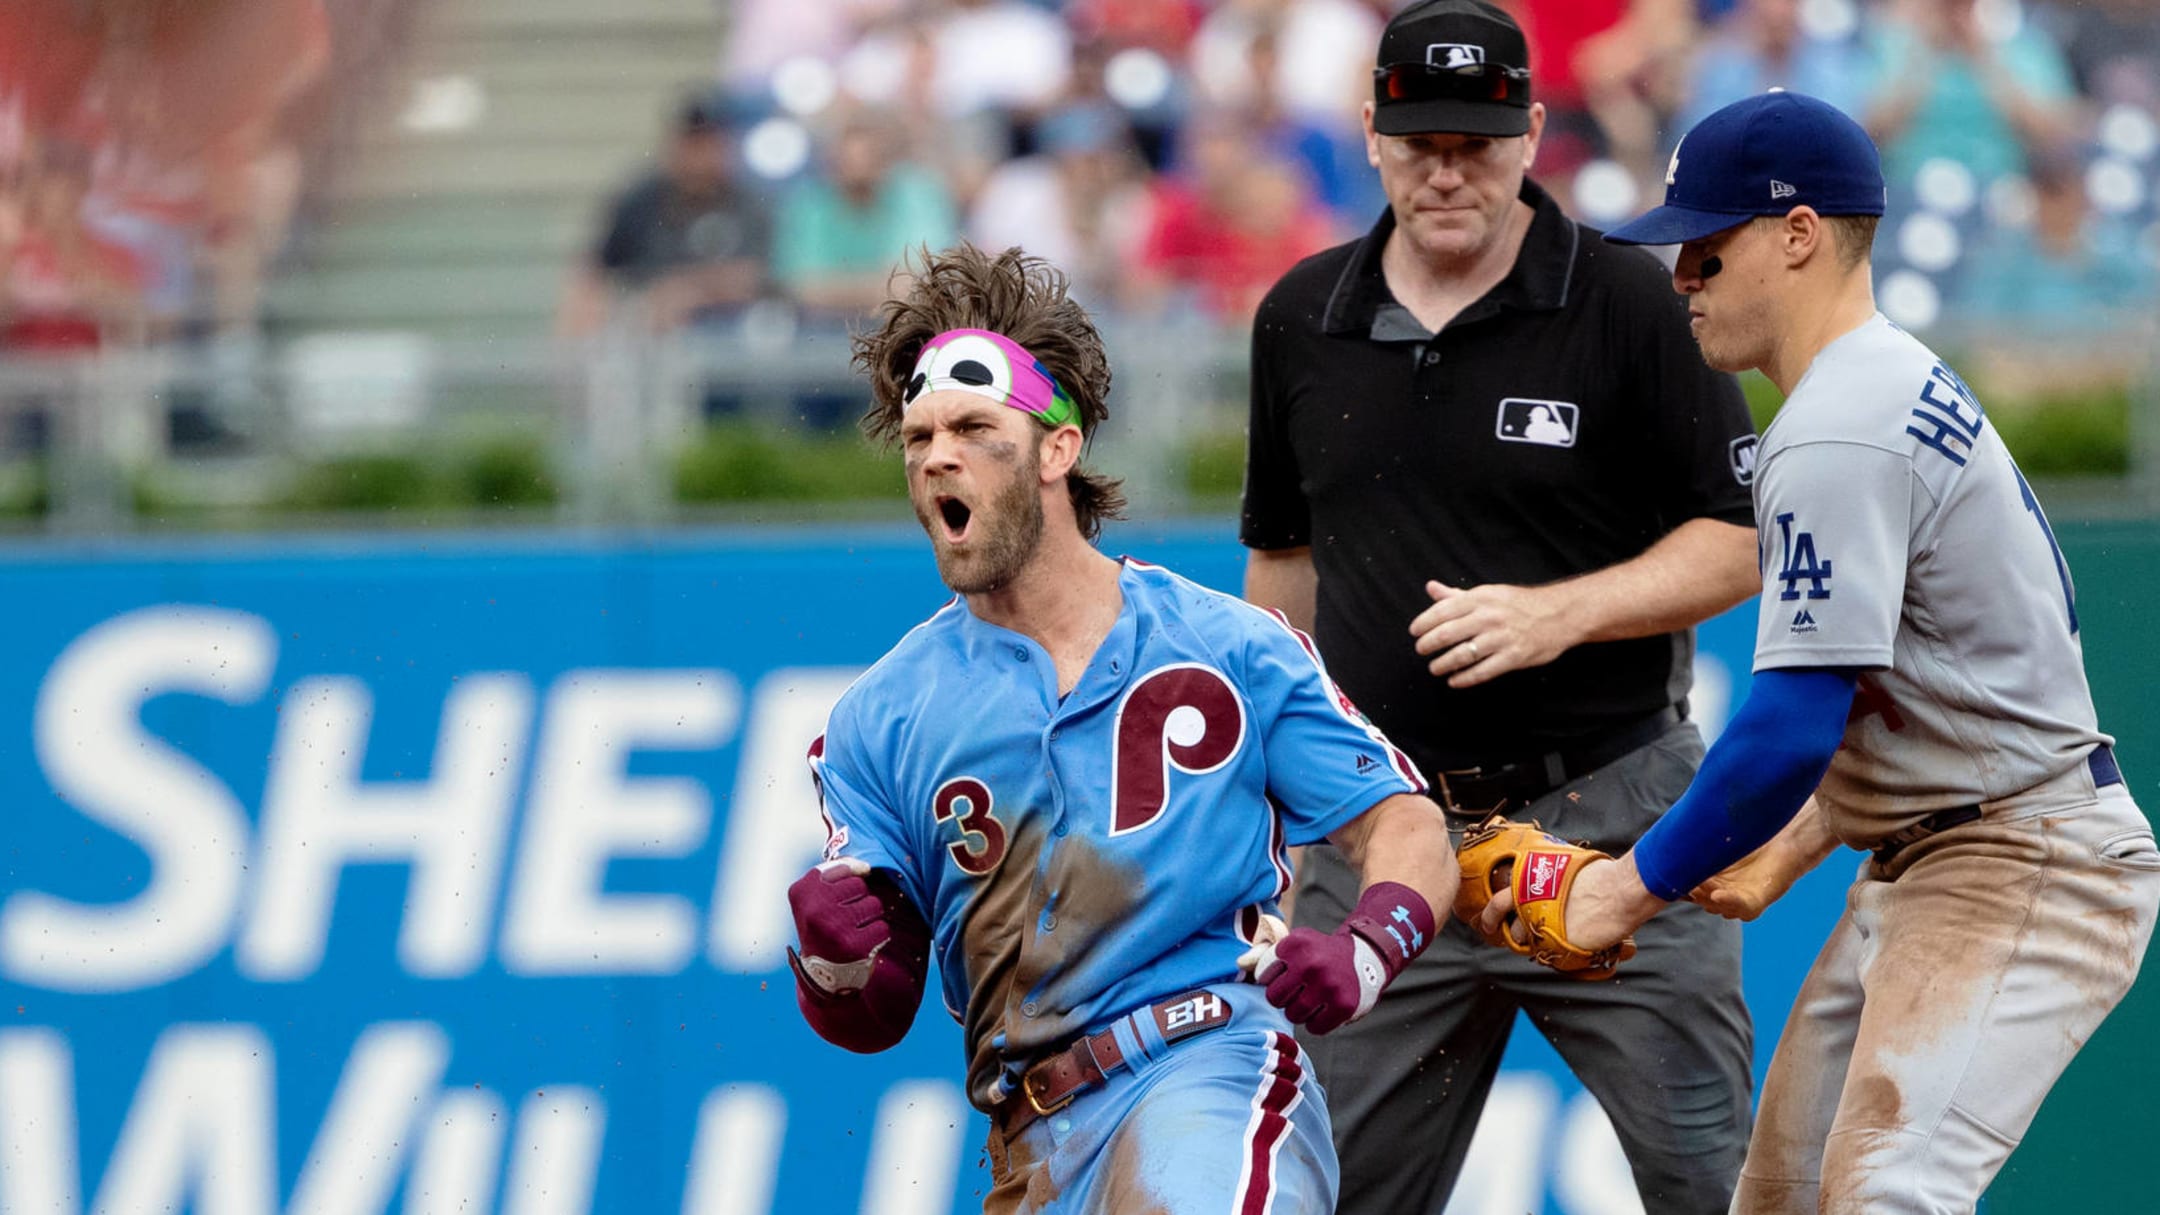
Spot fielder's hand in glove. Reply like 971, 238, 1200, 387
1454, 816, 1639, 980
787, 857, 931, 1053
1235, 882, 1437, 1034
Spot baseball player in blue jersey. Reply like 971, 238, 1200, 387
785, 244, 1460, 1214
1475, 93, 2160, 1212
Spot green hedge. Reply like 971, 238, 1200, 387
0, 462, 47, 519
1182, 431, 1248, 499
276, 433, 561, 513
673, 423, 904, 503
1177, 376, 2137, 502
15, 383, 2137, 525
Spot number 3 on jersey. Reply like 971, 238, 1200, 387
931, 777, 1007, 875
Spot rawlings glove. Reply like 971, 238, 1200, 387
1454, 815, 1637, 980
1235, 882, 1435, 1034
787, 858, 931, 1053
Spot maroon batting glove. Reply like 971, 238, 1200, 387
786, 860, 930, 1053
1252, 881, 1435, 1035
787, 859, 896, 986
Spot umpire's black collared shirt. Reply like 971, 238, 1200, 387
1241, 179, 1756, 772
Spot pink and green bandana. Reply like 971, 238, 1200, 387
903, 328, 1081, 430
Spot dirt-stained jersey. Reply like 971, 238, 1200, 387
1750, 313, 2107, 842
810, 558, 1423, 1109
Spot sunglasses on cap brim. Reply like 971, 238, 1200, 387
1373, 62, 1531, 106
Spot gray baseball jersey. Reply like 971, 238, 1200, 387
1750, 313, 2108, 843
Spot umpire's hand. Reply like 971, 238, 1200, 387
1411, 580, 1580, 688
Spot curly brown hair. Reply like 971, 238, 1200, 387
853, 243, 1127, 540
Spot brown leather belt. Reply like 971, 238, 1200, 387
995, 989, 1234, 1137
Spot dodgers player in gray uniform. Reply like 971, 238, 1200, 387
1473, 92, 2160, 1212
784, 244, 1459, 1213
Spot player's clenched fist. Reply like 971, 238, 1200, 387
1237, 882, 1436, 1034
787, 858, 932, 1053
787, 858, 898, 990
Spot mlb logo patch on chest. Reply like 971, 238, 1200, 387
1495, 398, 1578, 448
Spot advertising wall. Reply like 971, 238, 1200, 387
3, 521, 2148, 1214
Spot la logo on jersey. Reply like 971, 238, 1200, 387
1774, 511, 1832, 601
1427, 42, 1484, 69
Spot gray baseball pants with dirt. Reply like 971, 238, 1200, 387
1732, 760, 2160, 1214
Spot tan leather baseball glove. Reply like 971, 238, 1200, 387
1454, 814, 1638, 980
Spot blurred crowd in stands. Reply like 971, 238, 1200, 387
1, 0, 2156, 380
564, 0, 2160, 362
0, 0, 331, 362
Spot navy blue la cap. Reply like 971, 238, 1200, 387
1604, 90, 1886, 246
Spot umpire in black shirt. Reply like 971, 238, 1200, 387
1241, 2, 1761, 1211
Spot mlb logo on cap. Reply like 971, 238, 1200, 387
1372, 0, 1532, 137
1606, 91, 1887, 246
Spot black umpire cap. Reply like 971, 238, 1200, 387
1371, 0, 1533, 137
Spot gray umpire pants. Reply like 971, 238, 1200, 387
1293, 720, 1754, 1215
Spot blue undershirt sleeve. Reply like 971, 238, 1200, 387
1632, 668, 1859, 901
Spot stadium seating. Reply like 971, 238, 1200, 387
266, 0, 723, 340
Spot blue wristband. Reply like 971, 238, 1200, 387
1633, 668, 1858, 901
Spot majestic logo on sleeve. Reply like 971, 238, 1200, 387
1426, 43, 1485, 69
1495, 399, 1578, 448
1773, 512, 1832, 602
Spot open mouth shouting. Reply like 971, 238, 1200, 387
934, 493, 974, 544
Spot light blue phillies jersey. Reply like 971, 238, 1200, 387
809, 558, 1424, 1109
